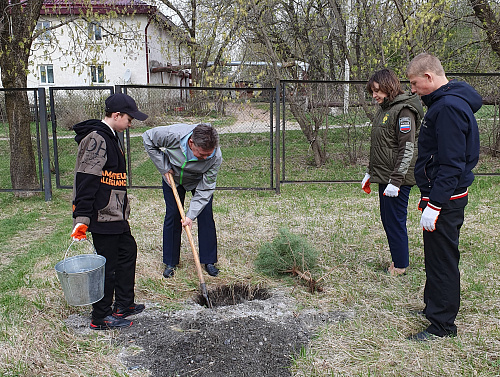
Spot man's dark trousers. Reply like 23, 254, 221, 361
422, 196, 467, 337
91, 231, 137, 319
162, 179, 217, 266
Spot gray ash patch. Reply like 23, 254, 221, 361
120, 314, 307, 376
66, 288, 352, 377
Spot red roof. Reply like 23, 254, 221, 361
40, 0, 156, 16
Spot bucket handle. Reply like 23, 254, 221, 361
62, 239, 97, 273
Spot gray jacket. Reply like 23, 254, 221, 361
142, 123, 223, 220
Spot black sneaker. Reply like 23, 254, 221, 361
90, 315, 132, 330
407, 330, 438, 342
112, 303, 145, 318
163, 265, 176, 278
408, 309, 426, 316
204, 263, 219, 276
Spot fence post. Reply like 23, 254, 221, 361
38, 88, 52, 201
274, 81, 281, 194
269, 89, 274, 189
115, 85, 132, 186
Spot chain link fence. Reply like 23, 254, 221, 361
0, 88, 49, 196
1, 76, 499, 199
48, 86, 115, 189
449, 73, 500, 161
48, 85, 276, 191
280, 76, 500, 184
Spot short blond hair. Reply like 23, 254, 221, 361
407, 53, 446, 77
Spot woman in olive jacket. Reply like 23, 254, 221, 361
362, 69, 424, 276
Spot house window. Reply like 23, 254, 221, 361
90, 65, 105, 84
39, 65, 54, 84
36, 21, 51, 41
88, 22, 102, 41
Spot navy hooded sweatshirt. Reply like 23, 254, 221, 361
415, 80, 482, 207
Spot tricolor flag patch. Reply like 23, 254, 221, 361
399, 117, 411, 133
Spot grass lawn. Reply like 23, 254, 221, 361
0, 174, 499, 376
0, 101, 499, 375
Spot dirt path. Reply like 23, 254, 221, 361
219, 102, 300, 134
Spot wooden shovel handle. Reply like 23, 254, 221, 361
166, 173, 206, 285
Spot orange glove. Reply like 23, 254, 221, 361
71, 223, 88, 241
361, 173, 371, 194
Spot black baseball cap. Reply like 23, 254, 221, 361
105, 93, 148, 121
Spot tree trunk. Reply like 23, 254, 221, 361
310, 138, 327, 167
0, 0, 44, 192
289, 102, 328, 167
469, 0, 500, 60
6, 91, 38, 191
494, 104, 500, 157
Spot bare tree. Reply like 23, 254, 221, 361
0, 0, 44, 193
157, 0, 244, 86
469, 0, 500, 155
240, 0, 368, 166
469, 0, 500, 61
0, 0, 162, 193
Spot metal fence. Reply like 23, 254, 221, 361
279, 75, 500, 184
48, 85, 276, 193
1, 76, 499, 201
280, 79, 371, 184
0, 88, 51, 200
49, 86, 115, 190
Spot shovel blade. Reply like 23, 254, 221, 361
200, 283, 213, 308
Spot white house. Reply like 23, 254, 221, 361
28, 0, 190, 88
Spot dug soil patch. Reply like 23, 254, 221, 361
65, 287, 351, 377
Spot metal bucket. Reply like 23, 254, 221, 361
55, 239, 106, 306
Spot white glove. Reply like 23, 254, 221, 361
420, 204, 441, 232
361, 173, 371, 194
383, 183, 400, 197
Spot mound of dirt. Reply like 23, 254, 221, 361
65, 288, 352, 377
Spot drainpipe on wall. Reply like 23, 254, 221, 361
145, 16, 153, 84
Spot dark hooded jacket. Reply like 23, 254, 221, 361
72, 119, 131, 234
415, 80, 482, 207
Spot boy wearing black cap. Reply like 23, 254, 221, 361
71, 93, 147, 330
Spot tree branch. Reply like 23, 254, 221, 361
469, 0, 500, 59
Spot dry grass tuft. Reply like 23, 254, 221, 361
0, 306, 128, 376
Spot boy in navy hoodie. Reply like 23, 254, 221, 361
406, 53, 481, 341
71, 93, 148, 330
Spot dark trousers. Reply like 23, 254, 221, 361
162, 180, 217, 266
422, 198, 466, 337
91, 231, 137, 319
378, 184, 411, 269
